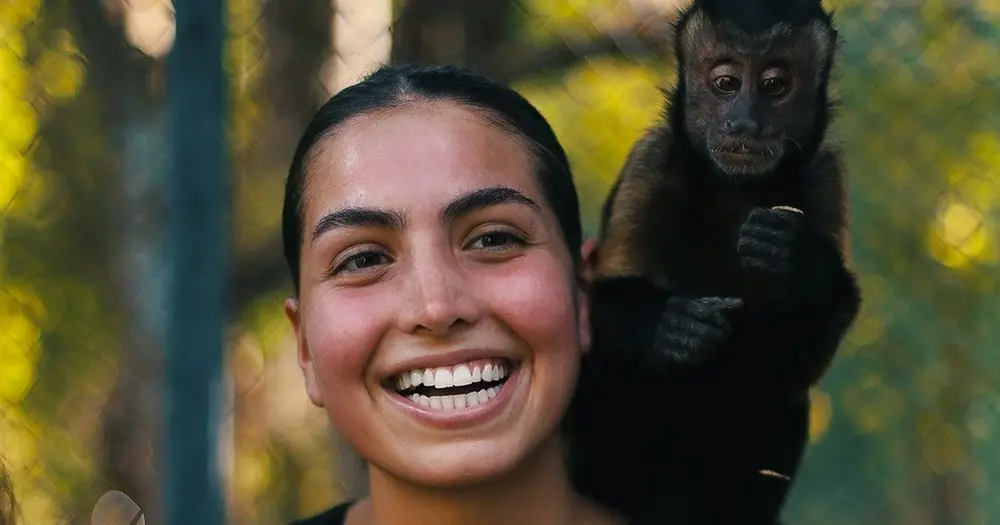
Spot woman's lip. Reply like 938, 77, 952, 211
384, 367, 522, 430
382, 349, 517, 381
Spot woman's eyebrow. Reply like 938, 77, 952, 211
440, 186, 540, 224
310, 186, 538, 243
311, 207, 405, 243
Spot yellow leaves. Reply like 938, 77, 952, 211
842, 374, 906, 435
0, 5, 83, 222
226, 0, 265, 153
927, 133, 1000, 270
518, 0, 640, 43
0, 405, 40, 468
516, 57, 668, 227
235, 446, 273, 497
921, 422, 967, 474
978, 0, 1000, 18
0, 148, 30, 212
0, 404, 61, 525
0, 37, 28, 89
0, 286, 42, 404
298, 464, 338, 517
846, 314, 885, 350
0, 0, 40, 29
809, 388, 833, 444
0, 99, 36, 154
36, 30, 85, 102
928, 199, 993, 269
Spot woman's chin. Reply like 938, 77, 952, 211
377, 445, 526, 488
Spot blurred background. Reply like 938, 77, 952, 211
1, 0, 999, 523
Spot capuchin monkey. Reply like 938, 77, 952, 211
565, 0, 862, 523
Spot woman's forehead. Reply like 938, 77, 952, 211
302, 102, 542, 218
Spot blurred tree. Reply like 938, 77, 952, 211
228, 0, 334, 313
391, 0, 515, 75
224, 1, 342, 523
61, 1, 166, 523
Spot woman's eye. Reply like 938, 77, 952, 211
468, 231, 526, 251
335, 250, 391, 275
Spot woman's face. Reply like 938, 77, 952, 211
286, 100, 589, 487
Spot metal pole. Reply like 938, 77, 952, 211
163, 0, 228, 524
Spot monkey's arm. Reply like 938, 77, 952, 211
781, 225, 861, 388
736, 211, 861, 392
591, 130, 743, 371
782, 156, 863, 388
736, 152, 861, 391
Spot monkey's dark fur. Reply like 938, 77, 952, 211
565, 0, 861, 523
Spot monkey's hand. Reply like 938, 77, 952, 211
589, 277, 742, 371
737, 206, 804, 280
655, 296, 744, 365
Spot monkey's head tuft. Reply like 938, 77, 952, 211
670, 0, 837, 181
697, 0, 830, 34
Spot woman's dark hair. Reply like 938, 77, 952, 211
281, 64, 582, 293
0, 457, 16, 525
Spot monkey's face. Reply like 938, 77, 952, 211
678, 11, 835, 179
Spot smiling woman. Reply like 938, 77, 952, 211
281, 64, 624, 525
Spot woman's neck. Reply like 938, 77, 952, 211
347, 437, 618, 525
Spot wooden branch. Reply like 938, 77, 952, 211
496, 15, 677, 84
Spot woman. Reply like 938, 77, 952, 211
281, 64, 626, 525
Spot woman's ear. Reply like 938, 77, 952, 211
577, 238, 598, 354
579, 237, 598, 289
285, 297, 324, 408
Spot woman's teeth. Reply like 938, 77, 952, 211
410, 386, 500, 410
392, 361, 511, 411
396, 362, 509, 390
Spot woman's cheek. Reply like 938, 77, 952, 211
482, 255, 579, 351
305, 290, 392, 389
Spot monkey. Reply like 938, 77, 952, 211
564, 0, 862, 523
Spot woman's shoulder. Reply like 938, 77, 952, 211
288, 501, 353, 525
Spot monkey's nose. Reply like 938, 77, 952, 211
723, 118, 761, 136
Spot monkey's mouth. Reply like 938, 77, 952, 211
709, 141, 783, 176
711, 142, 781, 158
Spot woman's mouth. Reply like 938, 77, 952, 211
385, 358, 517, 411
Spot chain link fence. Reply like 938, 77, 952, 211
0, 0, 998, 523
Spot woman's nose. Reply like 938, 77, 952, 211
398, 250, 480, 336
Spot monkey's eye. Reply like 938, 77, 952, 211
760, 76, 788, 96
712, 75, 741, 95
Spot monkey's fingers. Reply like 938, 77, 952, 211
741, 255, 792, 275
737, 234, 793, 272
661, 309, 733, 347
738, 223, 794, 245
737, 233, 794, 258
746, 206, 805, 230
684, 296, 743, 315
663, 302, 738, 340
654, 329, 722, 365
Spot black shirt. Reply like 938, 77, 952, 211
289, 502, 352, 525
